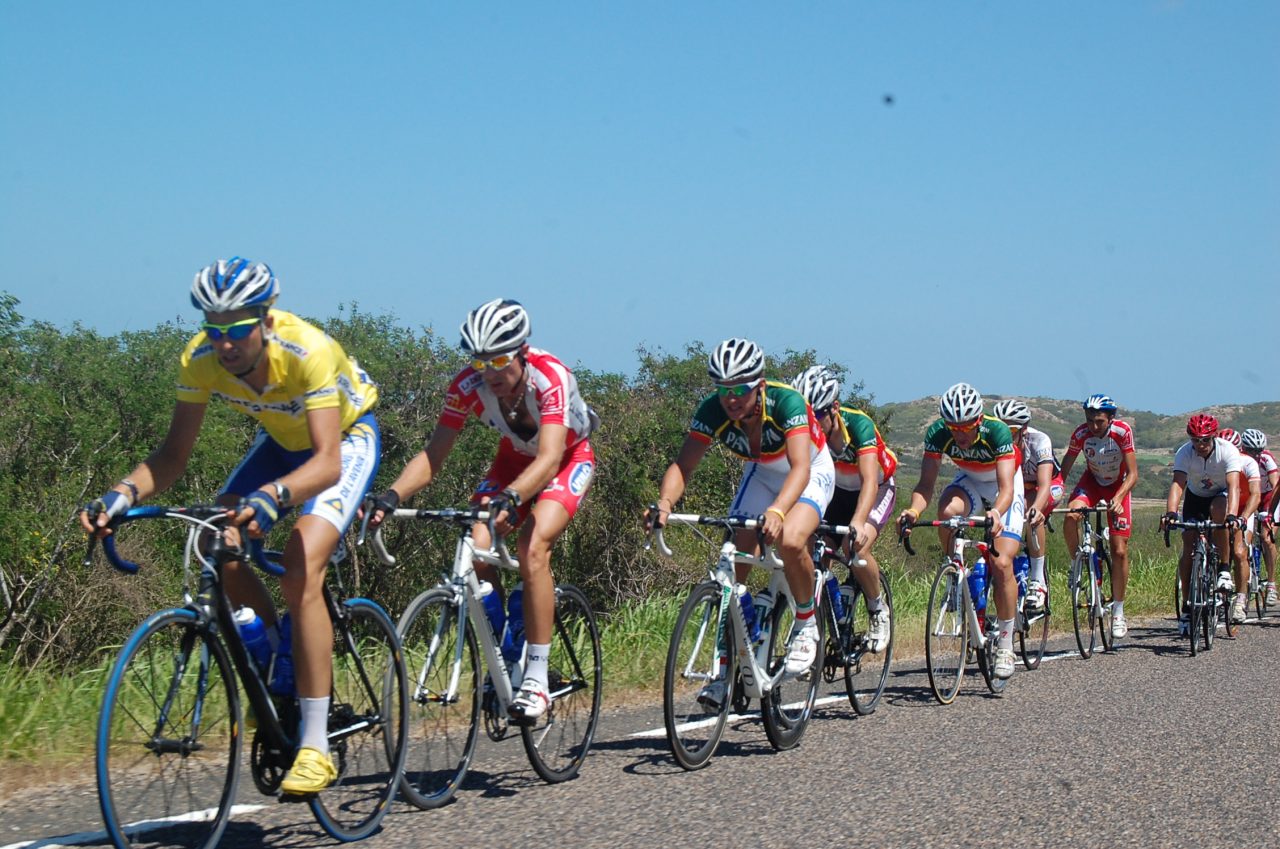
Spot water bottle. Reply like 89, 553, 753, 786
824, 573, 845, 622
478, 580, 506, 642
233, 607, 272, 675
838, 585, 856, 624
501, 585, 525, 665
269, 613, 295, 697
968, 557, 988, 612
736, 584, 761, 643
1091, 551, 1103, 583
1013, 554, 1030, 600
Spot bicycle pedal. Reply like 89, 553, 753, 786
277, 791, 314, 803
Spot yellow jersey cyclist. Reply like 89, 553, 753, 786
897, 382, 1025, 680
991, 399, 1064, 616
1239, 428, 1279, 605
366, 299, 598, 721
80, 258, 381, 795
648, 338, 835, 710
792, 365, 894, 652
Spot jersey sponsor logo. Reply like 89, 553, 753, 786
690, 418, 716, 438
305, 386, 338, 400
722, 430, 751, 456
459, 371, 483, 394
216, 394, 305, 417
540, 384, 565, 416
324, 497, 344, 514
276, 337, 309, 358
783, 413, 807, 430
476, 478, 500, 494
190, 343, 215, 359
568, 461, 594, 495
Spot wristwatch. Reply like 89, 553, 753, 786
273, 481, 292, 508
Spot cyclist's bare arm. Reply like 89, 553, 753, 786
368, 423, 460, 527
1109, 451, 1140, 513
1226, 470, 1242, 518
851, 450, 882, 533
902, 454, 941, 526
1242, 478, 1261, 519
1058, 449, 1078, 487
1164, 472, 1187, 524
651, 435, 712, 526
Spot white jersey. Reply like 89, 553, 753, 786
1172, 438, 1248, 498
1018, 426, 1060, 485
1256, 450, 1278, 494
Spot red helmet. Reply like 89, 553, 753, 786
1218, 428, 1241, 448
1187, 414, 1219, 438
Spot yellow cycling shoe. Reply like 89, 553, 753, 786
280, 747, 337, 795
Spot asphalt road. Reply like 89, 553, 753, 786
4, 612, 1280, 849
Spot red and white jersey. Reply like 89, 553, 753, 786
1172, 438, 1248, 498
438, 347, 598, 457
1064, 419, 1135, 487
1255, 450, 1278, 494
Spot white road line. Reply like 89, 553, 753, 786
0, 804, 269, 849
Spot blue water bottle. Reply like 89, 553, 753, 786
968, 557, 988, 612
736, 584, 761, 643
825, 573, 845, 622
478, 580, 506, 642
269, 613, 295, 697
1091, 551, 1103, 583
1013, 554, 1030, 600
234, 607, 272, 675
502, 585, 525, 665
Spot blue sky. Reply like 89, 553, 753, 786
2, 2, 1276, 414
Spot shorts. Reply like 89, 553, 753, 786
1182, 490, 1224, 523
473, 437, 595, 520
222, 413, 381, 535
942, 471, 1025, 542
730, 449, 836, 521
1025, 471, 1065, 513
823, 478, 897, 532
1069, 472, 1132, 538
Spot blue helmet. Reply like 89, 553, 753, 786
190, 258, 279, 313
1083, 394, 1117, 413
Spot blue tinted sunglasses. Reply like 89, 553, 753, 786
202, 318, 261, 341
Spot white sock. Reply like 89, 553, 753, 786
1113, 599, 1124, 617
1236, 592, 1247, 605
866, 594, 884, 613
524, 643, 550, 689
998, 619, 1015, 650
298, 696, 330, 754
1030, 556, 1046, 585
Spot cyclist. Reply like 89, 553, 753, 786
366, 299, 598, 721
992, 399, 1064, 615
648, 338, 834, 709
897, 383, 1024, 679
1240, 428, 1278, 604
1058, 394, 1139, 640
1160, 414, 1247, 634
80, 258, 381, 795
1220, 428, 1262, 621
793, 365, 894, 652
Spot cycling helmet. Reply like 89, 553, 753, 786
707, 338, 765, 384
939, 382, 983, 424
459, 298, 531, 356
992, 398, 1031, 427
1082, 394, 1118, 413
190, 258, 278, 313
1218, 428, 1241, 448
1186, 414, 1219, 438
1242, 428, 1268, 451
792, 365, 840, 412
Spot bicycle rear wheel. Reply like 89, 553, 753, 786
309, 599, 408, 842
97, 608, 240, 849
974, 611, 1008, 696
396, 587, 479, 809
1097, 552, 1114, 652
1018, 579, 1049, 670
924, 562, 966, 705
844, 573, 893, 715
663, 581, 733, 770
521, 584, 601, 782
1252, 548, 1265, 619
1070, 554, 1097, 659
761, 590, 824, 751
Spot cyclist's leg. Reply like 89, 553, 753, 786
776, 453, 834, 672
469, 440, 534, 597
218, 430, 294, 627
846, 479, 895, 607
937, 477, 977, 552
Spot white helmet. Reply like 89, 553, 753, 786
939, 382, 983, 424
459, 299, 531, 356
1242, 428, 1267, 451
707, 338, 764, 384
992, 398, 1031, 427
190, 258, 278, 313
792, 365, 840, 412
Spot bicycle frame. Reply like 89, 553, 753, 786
904, 515, 994, 649
1067, 505, 1109, 618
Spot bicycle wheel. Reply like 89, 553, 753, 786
663, 581, 734, 770
309, 598, 408, 842
1251, 547, 1265, 619
1070, 554, 1097, 660
396, 587, 479, 809
924, 562, 967, 705
1219, 586, 1238, 639
1018, 577, 1049, 670
761, 590, 824, 751
844, 573, 893, 715
521, 584, 602, 782
97, 608, 240, 849
1097, 552, 1114, 652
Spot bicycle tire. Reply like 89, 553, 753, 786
1018, 576, 1049, 670
1187, 548, 1204, 656
975, 606, 1007, 696
1070, 554, 1097, 659
0, 567, 12, 632
97, 608, 240, 849
924, 561, 967, 705
309, 599, 408, 842
663, 581, 734, 770
396, 587, 480, 809
1220, 587, 1238, 638
1251, 546, 1265, 620
760, 589, 824, 750
521, 584, 601, 783
844, 573, 893, 715
1096, 550, 1114, 652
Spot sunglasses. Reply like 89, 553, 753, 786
201, 317, 261, 341
471, 352, 517, 371
945, 417, 981, 434
1191, 436, 1214, 445
716, 382, 757, 398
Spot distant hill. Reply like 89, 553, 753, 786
878, 396, 1280, 501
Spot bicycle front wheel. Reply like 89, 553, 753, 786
761, 591, 824, 751
396, 587, 479, 809
309, 599, 408, 842
1097, 552, 1114, 652
1018, 579, 1049, 670
1070, 555, 1097, 660
844, 573, 893, 715
1187, 549, 1204, 656
925, 562, 966, 704
663, 581, 733, 770
521, 584, 602, 783
97, 608, 240, 849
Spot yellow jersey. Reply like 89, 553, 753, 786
176, 310, 378, 451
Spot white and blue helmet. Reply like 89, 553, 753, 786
190, 258, 278, 313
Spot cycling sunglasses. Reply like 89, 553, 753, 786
471, 352, 518, 371
945, 417, 982, 434
201, 317, 261, 341
715, 381, 758, 398
1190, 436, 1214, 445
